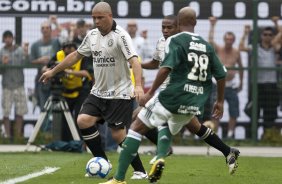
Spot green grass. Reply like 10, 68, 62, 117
1, 151, 282, 184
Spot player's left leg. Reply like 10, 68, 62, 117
114, 130, 147, 180
187, 117, 240, 174
149, 112, 193, 183
155, 125, 172, 159
133, 106, 173, 161
148, 158, 165, 183
108, 98, 147, 179
149, 125, 173, 164
226, 148, 240, 174
148, 126, 171, 183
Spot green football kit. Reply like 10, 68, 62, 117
159, 31, 227, 116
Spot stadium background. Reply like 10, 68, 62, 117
0, 0, 281, 142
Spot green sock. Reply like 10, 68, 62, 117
115, 130, 142, 181
157, 126, 172, 159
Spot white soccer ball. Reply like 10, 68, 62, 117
85, 157, 111, 178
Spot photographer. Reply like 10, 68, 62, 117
46, 41, 93, 141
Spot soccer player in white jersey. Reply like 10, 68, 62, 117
40, 2, 148, 179
138, 15, 179, 164
100, 7, 240, 184
141, 15, 179, 90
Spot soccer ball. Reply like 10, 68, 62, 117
85, 157, 111, 178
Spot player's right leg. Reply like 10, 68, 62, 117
77, 95, 108, 161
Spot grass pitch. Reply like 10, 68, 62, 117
0, 151, 282, 184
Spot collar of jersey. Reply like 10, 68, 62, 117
111, 20, 117, 31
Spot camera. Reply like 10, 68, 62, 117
48, 62, 66, 97
47, 42, 77, 97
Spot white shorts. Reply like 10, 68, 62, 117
138, 94, 194, 135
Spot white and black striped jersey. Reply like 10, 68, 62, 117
78, 21, 138, 99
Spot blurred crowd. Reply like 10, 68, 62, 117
0, 14, 282, 145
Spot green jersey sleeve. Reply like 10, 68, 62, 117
160, 37, 180, 69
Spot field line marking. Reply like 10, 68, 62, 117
0, 167, 60, 184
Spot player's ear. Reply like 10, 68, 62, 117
193, 19, 197, 26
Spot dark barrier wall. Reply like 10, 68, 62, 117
0, 0, 281, 19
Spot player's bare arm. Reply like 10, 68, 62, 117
141, 59, 160, 69
129, 56, 144, 101
39, 51, 83, 83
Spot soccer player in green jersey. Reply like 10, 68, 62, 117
100, 7, 240, 184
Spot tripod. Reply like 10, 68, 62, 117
25, 93, 81, 151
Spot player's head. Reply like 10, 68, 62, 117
162, 15, 178, 40
177, 7, 197, 32
224, 31, 236, 47
92, 2, 113, 35
127, 19, 138, 38
62, 41, 77, 55
2, 30, 13, 45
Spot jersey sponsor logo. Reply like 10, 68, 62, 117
93, 51, 102, 56
189, 41, 206, 52
183, 84, 204, 95
93, 57, 115, 63
177, 105, 201, 115
92, 51, 116, 67
121, 36, 131, 55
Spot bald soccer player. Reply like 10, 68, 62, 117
40, 2, 148, 179
100, 6, 240, 184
